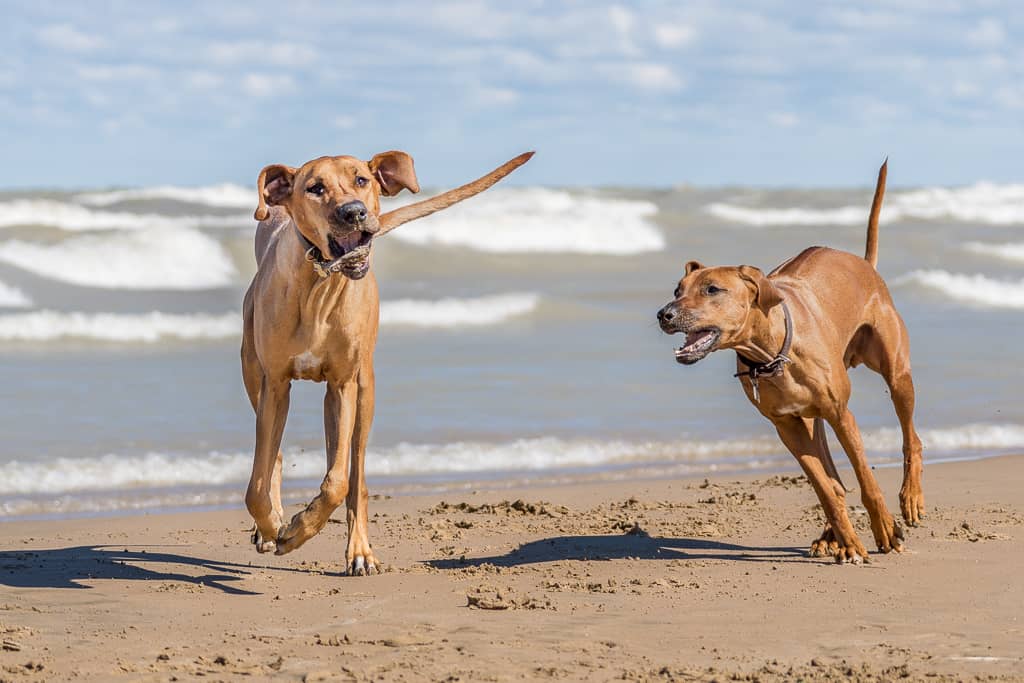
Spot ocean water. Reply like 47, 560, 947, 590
1, 180, 1022, 519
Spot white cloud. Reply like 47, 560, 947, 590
185, 71, 224, 90
76, 64, 157, 82
37, 23, 104, 52
600, 62, 684, 92
966, 18, 1006, 48
209, 41, 317, 67
653, 24, 696, 49
769, 112, 800, 128
472, 86, 519, 107
608, 5, 635, 35
241, 73, 294, 97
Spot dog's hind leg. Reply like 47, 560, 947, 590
775, 416, 868, 563
860, 317, 925, 526
274, 378, 358, 555
344, 361, 379, 575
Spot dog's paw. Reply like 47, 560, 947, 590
833, 537, 870, 565
250, 525, 278, 554
899, 486, 926, 527
871, 513, 905, 554
345, 553, 380, 577
809, 526, 839, 558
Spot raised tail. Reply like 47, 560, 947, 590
864, 158, 887, 268
377, 152, 534, 236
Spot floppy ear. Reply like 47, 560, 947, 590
369, 151, 420, 197
684, 260, 705, 276
254, 164, 296, 221
738, 265, 783, 314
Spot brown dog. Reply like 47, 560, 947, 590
657, 162, 924, 563
242, 150, 532, 574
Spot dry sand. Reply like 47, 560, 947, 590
1, 455, 1022, 682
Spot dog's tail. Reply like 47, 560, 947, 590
864, 158, 887, 269
377, 152, 534, 236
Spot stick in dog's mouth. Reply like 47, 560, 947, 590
375, 151, 534, 236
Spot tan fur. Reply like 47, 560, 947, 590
242, 151, 532, 574
657, 162, 924, 564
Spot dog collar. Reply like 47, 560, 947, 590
734, 301, 793, 403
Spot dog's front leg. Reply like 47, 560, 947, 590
829, 409, 904, 554
275, 379, 358, 555
774, 416, 869, 564
246, 376, 291, 552
344, 363, 378, 575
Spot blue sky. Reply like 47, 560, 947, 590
2, 2, 1022, 188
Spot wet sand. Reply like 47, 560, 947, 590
1, 455, 1022, 682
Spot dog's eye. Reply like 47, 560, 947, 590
306, 182, 325, 196
355, 176, 369, 188
705, 284, 724, 295
673, 287, 681, 298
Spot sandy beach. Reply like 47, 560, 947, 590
1, 455, 1022, 682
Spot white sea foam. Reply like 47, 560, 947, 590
964, 241, 1024, 263
708, 182, 1024, 226
0, 422, 1019, 506
895, 270, 1024, 309
383, 187, 665, 254
0, 198, 249, 231
0, 310, 242, 343
76, 183, 254, 209
0, 227, 238, 289
0, 280, 31, 308
380, 293, 539, 327
0, 293, 541, 343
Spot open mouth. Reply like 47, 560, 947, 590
674, 327, 721, 365
326, 231, 373, 279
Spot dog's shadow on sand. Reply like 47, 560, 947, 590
427, 533, 807, 570
0, 545, 330, 594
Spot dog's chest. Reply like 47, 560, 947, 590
289, 350, 326, 381
742, 375, 816, 418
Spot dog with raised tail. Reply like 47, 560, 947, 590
657, 161, 924, 563
242, 150, 533, 574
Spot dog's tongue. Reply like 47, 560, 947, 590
335, 232, 364, 254
683, 330, 711, 350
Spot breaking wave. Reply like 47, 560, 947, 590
380, 293, 539, 327
1, 422, 1020, 517
0, 280, 31, 308
895, 270, 1024, 309
75, 183, 253, 209
0, 227, 238, 289
0, 311, 242, 343
0, 198, 249, 231
708, 182, 1024, 226
383, 187, 665, 254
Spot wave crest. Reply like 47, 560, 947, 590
708, 182, 1024, 226
0, 227, 238, 289
384, 187, 665, 254
895, 270, 1024, 309
75, 183, 253, 209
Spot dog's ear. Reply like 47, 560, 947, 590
254, 164, 296, 221
738, 265, 783, 314
685, 260, 705, 276
369, 151, 420, 197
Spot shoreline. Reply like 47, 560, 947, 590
3, 448, 1021, 524
2, 454, 1022, 681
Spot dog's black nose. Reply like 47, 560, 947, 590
337, 201, 368, 225
657, 306, 675, 323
